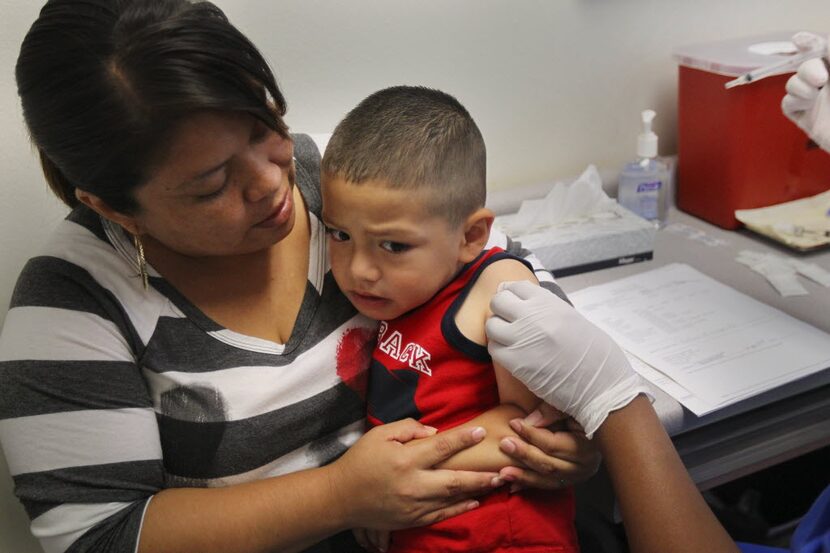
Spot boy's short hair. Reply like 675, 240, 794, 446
322, 86, 486, 227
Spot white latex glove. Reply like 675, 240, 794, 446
486, 281, 651, 439
782, 32, 830, 152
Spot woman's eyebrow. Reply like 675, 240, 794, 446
178, 159, 229, 189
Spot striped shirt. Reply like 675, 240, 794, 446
0, 134, 564, 553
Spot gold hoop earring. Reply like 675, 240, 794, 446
133, 234, 149, 290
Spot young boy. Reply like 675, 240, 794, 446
321, 86, 578, 553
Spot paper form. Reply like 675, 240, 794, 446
570, 263, 830, 415
623, 353, 717, 415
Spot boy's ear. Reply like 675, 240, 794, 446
459, 208, 494, 263
75, 189, 142, 236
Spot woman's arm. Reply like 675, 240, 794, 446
140, 420, 498, 553
140, 468, 344, 553
502, 398, 739, 553
595, 397, 738, 553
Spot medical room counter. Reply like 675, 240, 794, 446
559, 208, 830, 494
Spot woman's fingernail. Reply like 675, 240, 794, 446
500, 437, 516, 453
471, 426, 486, 441
423, 425, 438, 435
525, 410, 543, 426
466, 500, 480, 510
491, 476, 504, 487
509, 419, 523, 433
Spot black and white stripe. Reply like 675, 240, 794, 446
0, 135, 373, 553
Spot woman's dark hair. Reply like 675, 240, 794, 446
16, 0, 288, 212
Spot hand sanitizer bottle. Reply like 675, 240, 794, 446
617, 109, 669, 224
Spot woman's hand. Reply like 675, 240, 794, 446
497, 404, 601, 490
352, 528, 391, 553
327, 418, 502, 531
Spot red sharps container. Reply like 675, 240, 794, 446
673, 33, 830, 229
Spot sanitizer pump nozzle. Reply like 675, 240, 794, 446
637, 109, 658, 160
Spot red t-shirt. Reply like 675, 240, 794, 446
367, 248, 578, 553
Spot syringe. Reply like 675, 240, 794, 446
724, 48, 826, 89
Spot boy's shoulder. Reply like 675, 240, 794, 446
454, 253, 538, 344
476, 255, 537, 293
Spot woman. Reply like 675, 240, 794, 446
0, 1, 599, 552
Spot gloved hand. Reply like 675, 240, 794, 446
486, 281, 651, 439
782, 32, 830, 152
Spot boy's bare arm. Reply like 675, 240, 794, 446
435, 259, 552, 472
433, 402, 535, 471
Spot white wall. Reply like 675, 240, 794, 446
2, 1, 829, 551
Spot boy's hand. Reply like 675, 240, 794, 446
353, 528, 391, 552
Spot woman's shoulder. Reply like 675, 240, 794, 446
21, 206, 129, 279
291, 133, 322, 218
14, 207, 116, 295
9, 207, 158, 348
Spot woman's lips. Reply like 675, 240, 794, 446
255, 189, 293, 228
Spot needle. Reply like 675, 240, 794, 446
725, 48, 825, 89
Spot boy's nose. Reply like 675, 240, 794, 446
350, 252, 381, 283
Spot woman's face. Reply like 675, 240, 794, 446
131, 110, 296, 257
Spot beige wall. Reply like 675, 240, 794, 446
2, 1, 830, 551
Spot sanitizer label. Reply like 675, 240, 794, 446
636, 180, 663, 192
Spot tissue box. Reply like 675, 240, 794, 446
494, 205, 656, 277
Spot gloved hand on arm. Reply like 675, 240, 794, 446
487, 282, 741, 553
782, 32, 830, 151
485, 280, 651, 439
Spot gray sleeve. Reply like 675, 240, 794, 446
291, 133, 323, 217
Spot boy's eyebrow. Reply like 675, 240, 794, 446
363, 225, 423, 239
320, 209, 425, 238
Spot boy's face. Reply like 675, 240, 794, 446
322, 176, 469, 321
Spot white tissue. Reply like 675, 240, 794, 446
506, 165, 617, 234
735, 250, 830, 296
789, 258, 830, 287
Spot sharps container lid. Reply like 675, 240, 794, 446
673, 32, 819, 77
